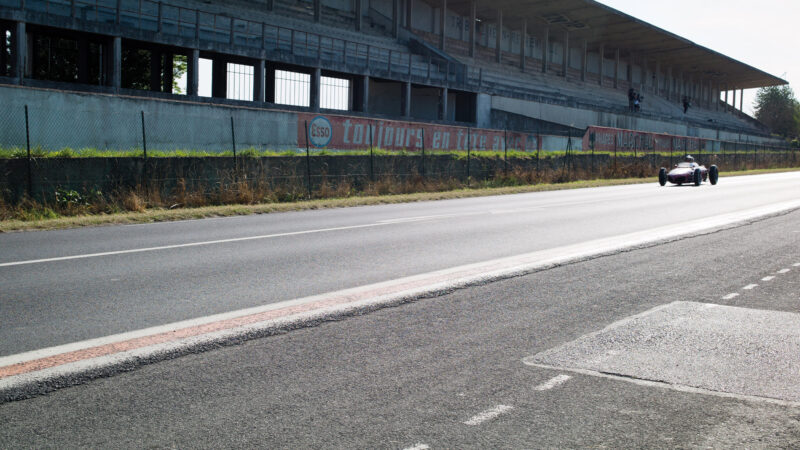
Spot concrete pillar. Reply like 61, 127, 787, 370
163, 52, 174, 93
392, 0, 399, 38
111, 36, 121, 92
406, 0, 412, 29
403, 81, 411, 117
360, 75, 369, 113
468, 0, 476, 58
150, 49, 162, 92
314, 0, 321, 23
212, 58, 227, 98
614, 48, 620, 89
581, 40, 587, 82
541, 28, 549, 74
495, 9, 502, 64
187, 49, 199, 96
626, 53, 632, 83
519, 20, 526, 71
439, 0, 446, 51
440, 87, 448, 120
355, 0, 362, 31
598, 44, 605, 86
311, 67, 321, 111
739, 88, 744, 112
641, 56, 647, 91
655, 61, 661, 96
13, 21, 25, 84
254, 59, 265, 102
562, 31, 569, 78
666, 67, 672, 100
724, 87, 728, 108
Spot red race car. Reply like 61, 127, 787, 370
659, 155, 718, 186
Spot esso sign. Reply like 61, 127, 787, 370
308, 116, 333, 148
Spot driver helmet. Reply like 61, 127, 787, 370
684, 155, 695, 163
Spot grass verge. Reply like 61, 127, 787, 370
1, 167, 797, 233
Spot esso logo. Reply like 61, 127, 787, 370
308, 116, 333, 148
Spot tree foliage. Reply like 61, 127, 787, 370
754, 85, 800, 138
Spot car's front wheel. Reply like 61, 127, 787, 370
709, 165, 719, 185
659, 168, 667, 186
693, 168, 702, 186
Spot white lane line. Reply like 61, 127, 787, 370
762, 276, 776, 281
402, 444, 430, 450
534, 374, 573, 391
463, 405, 514, 426
777, 269, 791, 274
794, 263, 800, 267
743, 284, 759, 290
722, 293, 740, 300
0, 222, 392, 268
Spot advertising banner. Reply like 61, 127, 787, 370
582, 126, 707, 153
298, 113, 542, 152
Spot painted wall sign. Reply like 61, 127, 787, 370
583, 126, 707, 152
298, 113, 542, 152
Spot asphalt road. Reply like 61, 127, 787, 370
1, 172, 799, 357
1, 191, 799, 448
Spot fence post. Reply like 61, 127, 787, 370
504, 129, 508, 176
231, 116, 237, 184
304, 120, 312, 198
420, 127, 425, 179
141, 110, 147, 158
369, 122, 374, 182
466, 128, 471, 181
24, 105, 32, 198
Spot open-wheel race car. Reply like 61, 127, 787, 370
659, 155, 718, 186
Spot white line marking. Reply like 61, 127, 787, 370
722, 293, 740, 300
794, 263, 800, 267
777, 269, 791, 274
402, 444, 430, 450
463, 405, 514, 426
762, 276, 776, 281
534, 374, 572, 391
743, 284, 759, 290
0, 222, 392, 268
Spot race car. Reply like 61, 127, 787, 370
659, 155, 718, 186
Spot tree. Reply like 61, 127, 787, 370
754, 85, 800, 138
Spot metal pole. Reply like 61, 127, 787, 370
230, 116, 236, 158
466, 128, 471, 180
369, 122, 374, 182
304, 120, 312, 198
141, 111, 147, 158
421, 127, 426, 179
504, 129, 508, 176
25, 105, 32, 198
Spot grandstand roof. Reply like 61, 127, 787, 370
449, 0, 786, 89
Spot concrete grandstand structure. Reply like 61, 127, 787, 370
0, 0, 789, 149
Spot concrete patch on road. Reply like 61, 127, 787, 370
524, 302, 800, 405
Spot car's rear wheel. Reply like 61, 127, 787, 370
693, 168, 702, 186
709, 165, 719, 185
659, 168, 667, 186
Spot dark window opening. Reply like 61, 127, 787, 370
29, 32, 104, 85
122, 44, 187, 94
2, 28, 10, 77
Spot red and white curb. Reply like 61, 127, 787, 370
2, 199, 800, 399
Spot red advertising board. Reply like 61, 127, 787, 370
298, 113, 541, 152
582, 126, 706, 153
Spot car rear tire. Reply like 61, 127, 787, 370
709, 165, 719, 185
693, 168, 702, 186
659, 168, 667, 186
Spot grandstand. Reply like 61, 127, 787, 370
0, 0, 789, 148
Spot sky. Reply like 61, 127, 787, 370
595, 0, 800, 115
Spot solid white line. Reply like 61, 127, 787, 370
534, 374, 572, 391
762, 276, 776, 281
722, 293, 740, 300
777, 269, 791, 274
402, 444, 430, 450
794, 263, 800, 267
743, 284, 759, 290
0, 222, 391, 268
463, 405, 514, 426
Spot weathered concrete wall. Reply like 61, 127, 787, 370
3, 152, 796, 203
0, 85, 298, 152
